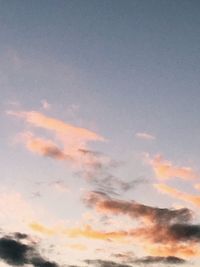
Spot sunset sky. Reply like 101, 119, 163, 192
1, 1, 200, 266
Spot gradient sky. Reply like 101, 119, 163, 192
1, 1, 200, 266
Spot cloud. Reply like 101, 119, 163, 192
0, 237, 29, 266
29, 222, 56, 236
146, 243, 200, 258
65, 224, 128, 242
41, 100, 51, 110
8, 108, 141, 198
13, 233, 29, 240
83, 191, 200, 258
0, 232, 59, 267
135, 132, 155, 140
85, 259, 132, 267
84, 191, 192, 225
19, 132, 69, 161
146, 154, 198, 180
154, 183, 200, 207
113, 254, 186, 265
51, 180, 69, 193
92, 175, 145, 196
29, 221, 128, 241
8, 110, 104, 148
133, 256, 186, 264
112, 252, 135, 262
131, 223, 200, 253
194, 184, 200, 190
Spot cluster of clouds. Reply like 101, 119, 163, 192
0, 232, 58, 267
5, 107, 200, 266
82, 191, 200, 260
8, 109, 142, 196
0, 230, 189, 267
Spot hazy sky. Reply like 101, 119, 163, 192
1, 1, 200, 266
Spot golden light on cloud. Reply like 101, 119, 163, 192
154, 183, 200, 207
146, 154, 198, 180
8, 110, 104, 144
29, 222, 57, 236
146, 243, 200, 258
64, 225, 128, 242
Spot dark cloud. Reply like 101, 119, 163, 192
14, 232, 29, 240
42, 146, 70, 161
0, 237, 30, 265
134, 256, 186, 264
31, 257, 59, 267
168, 223, 200, 241
84, 191, 192, 225
85, 259, 132, 267
83, 191, 200, 257
92, 175, 146, 196
0, 233, 59, 267
135, 222, 200, 245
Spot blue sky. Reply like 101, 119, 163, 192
1, 1, 200, 267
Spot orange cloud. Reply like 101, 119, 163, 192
146, 243, 199, 258
29, 221, 128, 242
154, 183, 200, 207
84, 191, 192, 225
146, 154, 198, 180
29, 222, 57, 236
8, 110, 104, 146
65, 225, 128, 242
8, 110, 107, 173
19, 132, 69, 160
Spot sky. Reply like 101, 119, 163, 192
1, 0, 200, 266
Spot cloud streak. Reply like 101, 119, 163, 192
154, 183, 200, 207
146, 154, 198, 180
8, 110, 104, 146
135, 132, 155, 140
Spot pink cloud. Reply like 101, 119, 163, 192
146, 154, 198, 180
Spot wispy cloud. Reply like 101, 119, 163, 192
19, 132, 69, 161
65, 224, 128, 242
51, 180, 69, 193
85, 259, 132, 267
133, 255, 186, 265
154, 183, 200, 207
41, 99, 51, 110
29, 222, 56, 236
8, 108, 140, 198
145, 154, 198, 180
7, 110, 104, 148
135, 132, 155, 140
